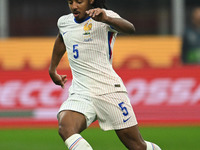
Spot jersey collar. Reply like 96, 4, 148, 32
74, 16, 91, 24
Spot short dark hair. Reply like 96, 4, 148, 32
92, 0, 107, 9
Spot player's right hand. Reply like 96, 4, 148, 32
49, 72, 67, 89
86, 8, 108, 23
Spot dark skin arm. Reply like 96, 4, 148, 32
49, 34, 67, 88
86, 8, 135, 34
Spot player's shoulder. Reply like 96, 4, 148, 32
57, 13, 74, 27
103, 9, 121, 18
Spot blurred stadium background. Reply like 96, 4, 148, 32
1, 0, 200, 150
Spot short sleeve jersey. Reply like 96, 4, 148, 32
57, 9, 127, 96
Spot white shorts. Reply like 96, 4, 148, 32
58, 92, 138, 131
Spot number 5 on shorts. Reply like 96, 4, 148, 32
118, 102, 129, 116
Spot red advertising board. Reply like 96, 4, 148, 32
1, 66, 200, 126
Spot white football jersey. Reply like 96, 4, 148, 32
57, 9, 127, 96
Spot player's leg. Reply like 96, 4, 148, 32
93, 92, 161, 150
115, 125, 161, 150
58, 110, 93, 150
58, 110, 86, 140
115, 125, 145, 150
57, 94, 96, 150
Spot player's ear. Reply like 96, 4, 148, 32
89, 0, 94, 5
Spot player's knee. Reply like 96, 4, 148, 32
57, 111, 87, 140
58, 123, 76, 140
58, 123, 66, 139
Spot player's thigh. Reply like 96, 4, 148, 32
58, 110, 87, 139
58, 110, 87, 132
57, 93, 96, 139
58, 93, 97, 128
115, 125, 145, 149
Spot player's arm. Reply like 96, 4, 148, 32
49, 34, 67, 88
86, 8, 135, 34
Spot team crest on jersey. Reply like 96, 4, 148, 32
83, 20, 92, 42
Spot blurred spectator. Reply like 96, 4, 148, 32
181, 7, 200, 64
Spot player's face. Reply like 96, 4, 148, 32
68, 0, 94, 22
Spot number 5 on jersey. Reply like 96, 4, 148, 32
73, 44, 79, 59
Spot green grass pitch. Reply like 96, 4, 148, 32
0, 126, 200, 150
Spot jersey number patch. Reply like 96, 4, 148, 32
73, 44, 79, 59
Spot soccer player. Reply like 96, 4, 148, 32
49, 0, 161, 150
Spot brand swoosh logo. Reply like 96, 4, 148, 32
123, 117, 131, 123
63, 31, 67, 35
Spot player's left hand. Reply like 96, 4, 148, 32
86, 8, 108, 22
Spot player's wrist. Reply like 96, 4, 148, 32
102, 16, 110, 23
49, 69, 57, 77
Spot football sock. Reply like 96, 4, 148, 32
145, 141, 161, 150
65, 134, 93, 150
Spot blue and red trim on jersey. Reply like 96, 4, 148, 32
108, 31, 114, 60
74, 16, 91, 24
